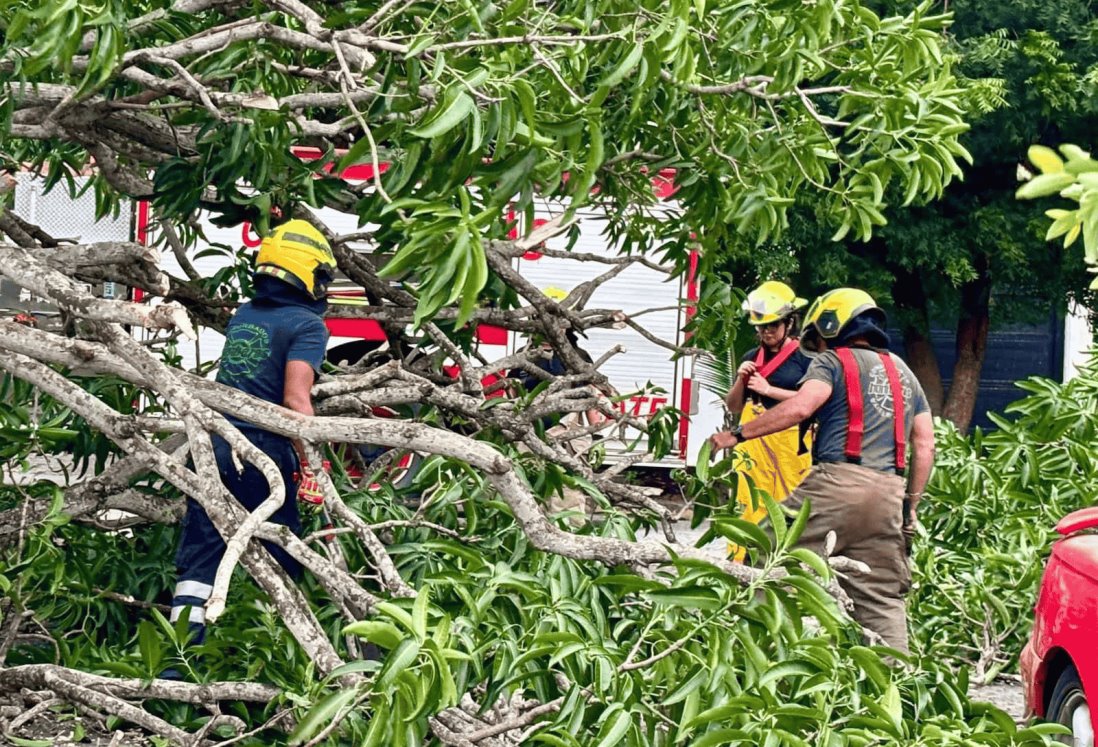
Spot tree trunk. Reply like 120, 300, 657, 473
903, 326, 944, 416
941, 256, 991, 431
892, 269, 945, 415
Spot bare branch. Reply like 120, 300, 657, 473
419, 32, 625, 56
0, 244, 194, 336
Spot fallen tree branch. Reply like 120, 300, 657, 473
0, 664, 281, 704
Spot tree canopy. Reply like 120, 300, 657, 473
718, 0, 1098, 431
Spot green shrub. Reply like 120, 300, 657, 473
911, 358, 1098, 678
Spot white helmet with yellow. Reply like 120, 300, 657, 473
742, 280, 808, 326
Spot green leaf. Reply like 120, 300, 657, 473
847, 646, 890, 690
785, 497, 810, 547
1028, 145, 1064, 174
1015, 172, 1075, 200
377, 637, 422, 689
787, 547, 830, 579
342, 621, 405, 650
690, 729, 753, 747
664, 665, 707, 705
409, 91, 477, 139
1059, 144, 1091, 162
645, 586, 723, 610
361, 697, 391, 747
591, 574, 664, 592
882, 683, 902, 732
594, 704, 631, 747
758, 661, 816, 689
4, 737, 52, 747
376, 601, 417, 636
600, 42, 645, 89
137, 619, 162, 674
711, 517, 772, 555
288, 688, 360, 745
412, 584, 430, 640
695, 439, 712, 482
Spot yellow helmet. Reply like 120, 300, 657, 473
255, 219, 337, 300
742, 280, 808, 326
801, 288, 887, 352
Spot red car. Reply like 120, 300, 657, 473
1022, 506, 1098, 744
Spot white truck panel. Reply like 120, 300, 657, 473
170, 206, 698, 465
515, 208, 689, 465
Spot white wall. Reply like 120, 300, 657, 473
1063, 301, 1094, 381
686, 373, 727, 467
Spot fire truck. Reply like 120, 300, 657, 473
11, 168, 722, 469
149, 207, 717, 469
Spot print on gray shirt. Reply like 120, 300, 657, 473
801, 348, 930, 474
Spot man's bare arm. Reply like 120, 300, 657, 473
905, 411, 935, 518
741, 380, 830, 439
284, 360, 316, 463
711, 380, 831, 450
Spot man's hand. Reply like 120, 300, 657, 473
745, 373, 771, 396
736, 360, 757, 378
710, 431, 740, 451
902, 501, 918, 555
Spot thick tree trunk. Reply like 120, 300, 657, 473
941, 256, 991, 431
903, 327, 944, 415
892, 269, 945, 415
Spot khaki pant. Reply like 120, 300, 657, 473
784, 461, 911, 651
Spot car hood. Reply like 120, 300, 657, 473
1057, 506, 1098, 536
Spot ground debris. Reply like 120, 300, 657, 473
969, 675, 1025, 724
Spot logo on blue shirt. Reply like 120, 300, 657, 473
218, 323, 271, 386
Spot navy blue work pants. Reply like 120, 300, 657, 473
171, 430, 302, 628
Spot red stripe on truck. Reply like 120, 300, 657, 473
289, 145, 390, 180
678, 378, 692, 457
477, 325, 508, 345
325, 318, 388, 341
134, 201, 150, 302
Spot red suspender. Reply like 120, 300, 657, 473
757, 338, 799, 379
834, 348, 865, 463
753, 346, 766, 369
880, 352, 907, 472
835, 348, 907, 473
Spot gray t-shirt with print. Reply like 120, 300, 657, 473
801, 347, 930, 474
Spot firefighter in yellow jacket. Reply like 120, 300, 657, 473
726, 281, 814, 530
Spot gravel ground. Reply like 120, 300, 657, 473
969, 678, 1026, 722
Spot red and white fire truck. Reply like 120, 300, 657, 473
13, 165, 724, 469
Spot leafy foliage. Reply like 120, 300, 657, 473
703, 0, 1098, 428
0, 0, 1067, 743
0, 0, 972, 321
910, 358, 1098, 679
1019, 142, 1098, 288
3, 446, 1069, 745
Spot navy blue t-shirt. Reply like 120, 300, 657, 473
743, 345, 812, 409
216, 284, 328, 436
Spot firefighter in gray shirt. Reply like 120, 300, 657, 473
712, 288, 935, 652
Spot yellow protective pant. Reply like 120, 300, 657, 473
730, 403, 811, 560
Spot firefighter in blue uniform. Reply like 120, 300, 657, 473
169, 219, 336, 649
